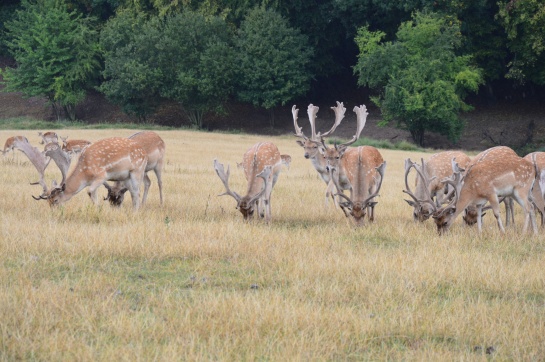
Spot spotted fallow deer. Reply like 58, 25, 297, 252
61, 136, 91, 156
293, 102, 347, 207
321, 105, 387, 226
432, 146, 537, 234
404, 151, 471, 222
524, 151, 545, 226
34, 137, 148, 210
2, 135, 29, 155
38, 131, 59, 145
103, 131, 165, 207
214, 142, 289, 222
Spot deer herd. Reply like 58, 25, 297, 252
3, 102, 545, 235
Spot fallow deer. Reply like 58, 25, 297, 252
214, 142, 289, 222
104, 131, 166, 207
404, 151, 471, 222
34, 137, 148, 210
293, 102, 347, 207
432, 146, 537, 234
38, 131, 59, 145
61, 136, 91, 156
524, 151, 545, 226
321, 105, 387, 226
2, 136, 29, 155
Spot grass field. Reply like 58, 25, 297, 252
1, 129, 544, 360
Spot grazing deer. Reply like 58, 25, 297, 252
524, 151, 545, 227
293, 102, 347, 207
61, 136, 91, 156
38, 131, 59, 145
2, 136, 29, 155
432, 146, 537, 234
322, 105, 387, 226
404, 151, 471, 222
104, 131, 166, 207
34, 137, 148, 210
214, 142, 289, 222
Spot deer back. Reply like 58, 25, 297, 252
341, 146, 384, 200
128, 131, 166, 170
424, 151, 471, 194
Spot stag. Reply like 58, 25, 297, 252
214, 142, 289, 222
104, 131, 166, 207
322, 105, 386, 226
34, 137, 148, 210
404, 151, 471, 222
293, 102, 347, 207
432, 146, 537, 234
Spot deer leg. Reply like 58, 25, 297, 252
488, 197, 505, 233
126, 172, 143, 210
141, 173, 151, 206
476, 204, 483, 232
512, 192, 537, 234
154, 166, 163, 205
87, 179, 106, 205
325, 181, 338, 208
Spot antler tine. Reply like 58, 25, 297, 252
403, 158, 436, 208
363, 161, 387, 206
403, 158, 420, 203
307, 104, 319, 141
248, 165, 272, 204
319, 101, 346, 138
213, 159, 241, 202
338, 104, 368, 149
292, 105, 306, 139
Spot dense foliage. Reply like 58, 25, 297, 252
0, 0, 544, 139
354, 13, 483, 146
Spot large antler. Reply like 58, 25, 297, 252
213, 159, 242, 203
14, 141, 52, 198
362, 162, 387, 206
319, 101, 346, 138
403, 158, 437, 209
292, 105, 307, 140
44, 142, 71, 185
307, 104, 319, 141
334, 104, 368, 151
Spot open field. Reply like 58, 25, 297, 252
1, 129, 544, 360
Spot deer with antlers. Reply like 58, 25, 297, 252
293, 102, 347, 207
432, 146, 537, 234
34, 137, 148, 210
2, 136, 29, 155
321, 105, 386, 226
104, 131, 165, 207
404, 151, 471, 222
214, 142, 290, 222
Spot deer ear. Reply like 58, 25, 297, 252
296, 140, 304, 147
405, 199, 417, 207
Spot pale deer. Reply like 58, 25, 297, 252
34, 137, 148, 210
321, 105, 387, 226
432, 146, 537, 234
524, 151, 545, 226
2, 135, 29, 155
38, 131, 59, 145
61, 136, 91, 156
214, 142, 289, 222
293, 102, 347, 207
404, 151, 471, 222
104, 131, 166, 207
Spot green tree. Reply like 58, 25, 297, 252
235, 7, 313, 127
2, 0, 101, 121
497, 0, 545, 85
156, 11, 236, 128
99, 11, 163, 122
354, 12, 483, 146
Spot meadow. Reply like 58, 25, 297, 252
0, 129, 544, 360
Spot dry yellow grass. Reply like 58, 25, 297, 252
1, 129, 544, 360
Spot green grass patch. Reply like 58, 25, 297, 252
0, 117, 176, 131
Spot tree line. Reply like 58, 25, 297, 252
0, 0, 543, 146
